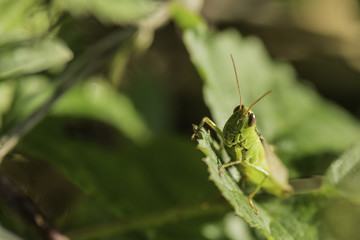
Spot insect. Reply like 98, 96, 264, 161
192, 55, 293, 214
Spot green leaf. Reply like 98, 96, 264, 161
170, 2, 205, 30
196, 130, 317, 240
52, 76, 152, 144
17, 118, 219, 237
172, 5, 360, 165
58, 0, 159, 24
0, 225, 22, 240
172, 6, 359, 239
0, 39, 73, 79
4, 75, 151, 145
324, 141, 360, 202
202, 213, 257, 240
0, 0, 51, 45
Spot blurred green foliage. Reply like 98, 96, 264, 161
0, 0, 359, 240
172, 5, 360, 239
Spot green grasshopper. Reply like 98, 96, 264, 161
192, 55, 293, 214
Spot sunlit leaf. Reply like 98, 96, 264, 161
4, 75, 151, 145
324, 141, 360, 202
0, 0, 50, 44
0, 39, 73, 79
52, 76, 152, 144
0, 225, 22, 240
59, 0, 159, 24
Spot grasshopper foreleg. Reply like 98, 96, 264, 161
191, 117, 222, 140
218, 146, 242, 176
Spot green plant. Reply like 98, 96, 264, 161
0, 1, 359, 240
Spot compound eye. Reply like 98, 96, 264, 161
233, 105, 240, 113
248, 113, 256, 127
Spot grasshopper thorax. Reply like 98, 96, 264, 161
222, 105, 256, 148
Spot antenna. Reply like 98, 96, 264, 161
246, 90, 272, 115
230, 54, 242, 107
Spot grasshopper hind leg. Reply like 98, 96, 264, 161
248, 173, 268, 215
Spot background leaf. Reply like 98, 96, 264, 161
57, 0, 159, 24
0, 225, 22, 240
0, 39, 73, 79
52, 76, 152, 144
172, 4, 360, 174
16, 117, 220, 239
324, 141, 360, 202
0, 0, 50, 44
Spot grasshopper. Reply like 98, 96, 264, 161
192, 55, 293, 214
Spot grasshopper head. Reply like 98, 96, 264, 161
222, 105, 256, 147
225, 55, 271, 147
